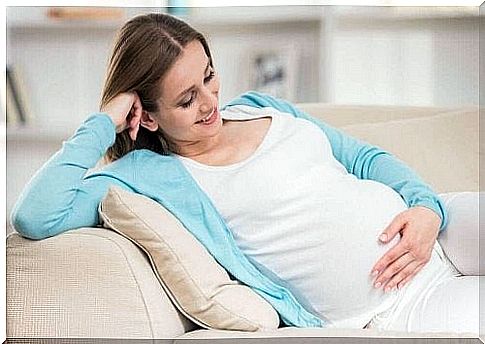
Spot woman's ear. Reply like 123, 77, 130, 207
139, 110, 159, 132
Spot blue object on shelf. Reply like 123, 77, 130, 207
168, 0, 189, 16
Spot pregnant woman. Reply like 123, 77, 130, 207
11, 13, 479, 334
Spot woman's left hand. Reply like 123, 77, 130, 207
370, 206, 441, 292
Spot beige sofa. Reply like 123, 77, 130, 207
6, 103, 481, 342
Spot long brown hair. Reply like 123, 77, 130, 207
100, 13, 213, 162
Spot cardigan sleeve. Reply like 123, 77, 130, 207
10, 113, 136, 240
223, 91, 448, 230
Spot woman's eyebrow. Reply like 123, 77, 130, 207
175, 59, 211, 102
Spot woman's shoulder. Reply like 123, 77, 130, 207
94, 149, 179, 175
223, 91, 307, 121
222, 103, 286, 121
224, 90, 290, 110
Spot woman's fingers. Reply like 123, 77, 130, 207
371, 213, 407, 276
397, 263, 425, 289
129, 122, 140, 141
374, 246, 415, 288
371, 232, 406, 278
131, 92, 143, 118
371, 206, 440, 292
101, 92, 138, 133
378, 255, 420, 292
378, 212, 407, 244
128, 92, 143, 141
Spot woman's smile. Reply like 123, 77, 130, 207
195, 107, 219, 125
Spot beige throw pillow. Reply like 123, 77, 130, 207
98, 186, 279, 332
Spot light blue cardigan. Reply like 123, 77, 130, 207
11, 91, 447, 328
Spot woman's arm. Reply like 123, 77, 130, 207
11, 92, 144, 240
223, 91, 447, 230
10, 113, 134, 240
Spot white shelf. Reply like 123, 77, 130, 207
331, 6, 478, 21
187, 6, 323, 27
8, 5, 475, 32
7, 6, 323, 31
6, 7, 164, 31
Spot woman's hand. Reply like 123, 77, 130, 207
370, 206, 441, 292
100, 92, 143, 141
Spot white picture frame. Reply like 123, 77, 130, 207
248, 44, 298, 102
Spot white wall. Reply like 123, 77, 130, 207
321, 7, 478, 106
7, 28, 115, 134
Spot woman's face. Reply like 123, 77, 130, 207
154, 40, 221, 152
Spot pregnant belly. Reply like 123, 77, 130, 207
305, 177, 409, 327
235, 172, 409, 328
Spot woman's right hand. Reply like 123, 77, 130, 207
100, 92, 143, 141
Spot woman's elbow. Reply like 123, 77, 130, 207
10, 207, 51, 240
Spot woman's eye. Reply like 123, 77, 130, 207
181, 95, 195, 108
180, 70, 215, 109
204, 70, 215, 83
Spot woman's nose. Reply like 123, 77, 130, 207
199, 87, 215, 114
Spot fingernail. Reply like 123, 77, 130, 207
374, 282, 382, 288
385, 286, 392, 293
371, 270, 379, 277
379, 234, 388, 242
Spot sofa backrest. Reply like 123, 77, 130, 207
296, 103, 479, 194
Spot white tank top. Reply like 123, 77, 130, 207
176, 105, 408, 328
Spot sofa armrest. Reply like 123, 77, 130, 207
7, 227, 196, 339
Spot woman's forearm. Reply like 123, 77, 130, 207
10, 113, 117, 239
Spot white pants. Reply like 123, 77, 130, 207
437, 192, 483, 276
366, 192, 483, 335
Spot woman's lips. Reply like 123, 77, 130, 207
196, 107, 219, 125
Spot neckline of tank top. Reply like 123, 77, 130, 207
174, 111, 279, 172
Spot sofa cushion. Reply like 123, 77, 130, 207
339, 109, 479, 194
297, 103, 459, 127
98, 186, 279, 332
